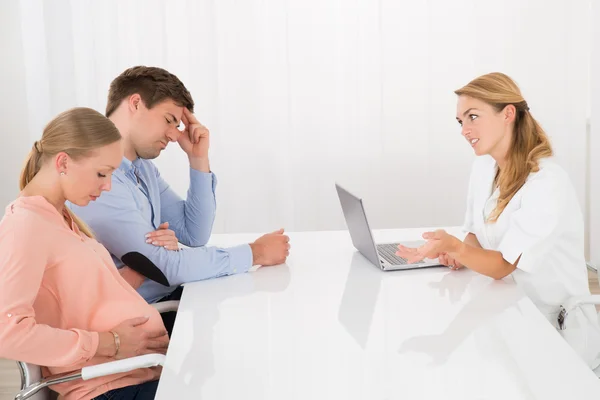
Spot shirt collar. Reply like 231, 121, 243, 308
119, 157, 141, 174
132, 158, 145, 169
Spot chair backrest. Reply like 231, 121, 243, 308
16, 361, 51, 400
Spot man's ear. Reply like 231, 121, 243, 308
128, 94, 142, 112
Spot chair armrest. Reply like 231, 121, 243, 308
557, 296, 600, 334
82, 353, 165, 380
562, 295, 600, 312
151, 300, 180, 314
16, 354, 165, 400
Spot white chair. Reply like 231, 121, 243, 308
555, 266, 600, 376
558, 266, 600, 332
13, 300, 179, 400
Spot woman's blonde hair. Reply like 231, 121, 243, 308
455, 72, 553, 222
20, 107, 122, 237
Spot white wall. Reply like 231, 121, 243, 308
590, 0, 600, 267
0, 2, 30, 208
154, 0, 591, 234
3, 0, 592, 235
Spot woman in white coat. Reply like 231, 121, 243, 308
397, 72, 600, 369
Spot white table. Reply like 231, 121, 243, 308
156, 228, 600, 399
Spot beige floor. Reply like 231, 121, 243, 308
1, 272, 600, 399
0, 357, 20, 400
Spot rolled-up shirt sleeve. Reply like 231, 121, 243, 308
157, 166, 217, 248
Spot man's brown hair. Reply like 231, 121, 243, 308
106, 66, 194, 117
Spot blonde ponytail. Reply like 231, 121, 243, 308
19, 142, 44, 191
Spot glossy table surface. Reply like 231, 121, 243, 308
156, 228, 600, 399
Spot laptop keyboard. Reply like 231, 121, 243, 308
377, 243, 423, 265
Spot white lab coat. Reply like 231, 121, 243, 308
464, 155, 600, 369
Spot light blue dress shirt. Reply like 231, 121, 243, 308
69, 157, 252, 303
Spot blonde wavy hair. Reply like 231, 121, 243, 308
455, 72, 553, 222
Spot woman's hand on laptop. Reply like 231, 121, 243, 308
396, 229, 463, 264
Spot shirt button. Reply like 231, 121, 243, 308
7, 313, 12, 318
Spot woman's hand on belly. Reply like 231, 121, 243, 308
110, 316, 170, 359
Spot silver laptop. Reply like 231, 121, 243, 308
335, 183, 442, 271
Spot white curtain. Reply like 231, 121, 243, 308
590, 0, 600, 268
6, 0, 591, 234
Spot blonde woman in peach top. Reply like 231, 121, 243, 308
0, 108, 169, 400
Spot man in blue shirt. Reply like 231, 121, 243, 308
70, 67, 290, 326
